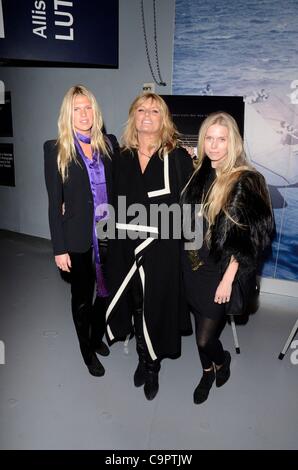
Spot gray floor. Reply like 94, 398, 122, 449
0, 229, 297, 450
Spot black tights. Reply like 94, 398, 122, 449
194, 314, 226, 370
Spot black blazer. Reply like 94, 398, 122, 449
44, 135, 117, 255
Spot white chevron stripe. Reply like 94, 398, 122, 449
107, 325, 114, 341
106, 237, 156, 343
116, 222, 158, 234
106, 260, 138, 324
139, 265, 157, 361
148, 153, 170, 198
135, 236, 155, 256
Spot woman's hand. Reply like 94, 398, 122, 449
214, 256, 239, 303
214, 279, 232, 303
55, 253, 71, 272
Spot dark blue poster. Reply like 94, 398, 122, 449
161, 95, 244, 147
0, 0, 118, 67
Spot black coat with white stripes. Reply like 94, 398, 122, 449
106, 147, 193, 359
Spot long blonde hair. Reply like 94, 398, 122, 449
121, 92, 180, 156
195, 112, 252, 228
57, 85, 108, 181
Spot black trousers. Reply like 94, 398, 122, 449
69, 240, 107, 365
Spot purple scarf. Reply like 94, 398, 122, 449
74, 132, 109, 297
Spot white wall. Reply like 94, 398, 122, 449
0, 0, 176, 238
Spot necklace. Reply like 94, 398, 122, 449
138, 149, 155, 159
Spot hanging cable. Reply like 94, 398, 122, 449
140, 0, 167, 86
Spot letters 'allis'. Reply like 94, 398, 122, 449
32, 0, 74, 40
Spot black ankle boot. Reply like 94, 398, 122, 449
193, 368, 215, 404
86, 353, 105, 377
144, 361, 160, 401
134, 360, 147, 387
215, 351, 231, 387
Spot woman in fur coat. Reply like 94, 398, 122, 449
181, 111, 274, 404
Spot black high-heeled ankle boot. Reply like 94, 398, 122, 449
215, 351, 231, 387
144, 360, 160, 401
193, 368, 215, 404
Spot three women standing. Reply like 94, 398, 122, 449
45, 89, 273, 406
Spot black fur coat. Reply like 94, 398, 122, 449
182, 157, 275, 273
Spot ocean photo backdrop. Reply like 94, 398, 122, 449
173, 0, 298, 280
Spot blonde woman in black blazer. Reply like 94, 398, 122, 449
44, 85, 118, 377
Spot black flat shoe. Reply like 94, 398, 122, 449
215, 351, 231, 387
93, 341, 110, 357
193, 368, 215, 404
87, 354, 105, 377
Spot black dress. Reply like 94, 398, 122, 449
106, 147, 193, 360
182, 164, 226, 321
